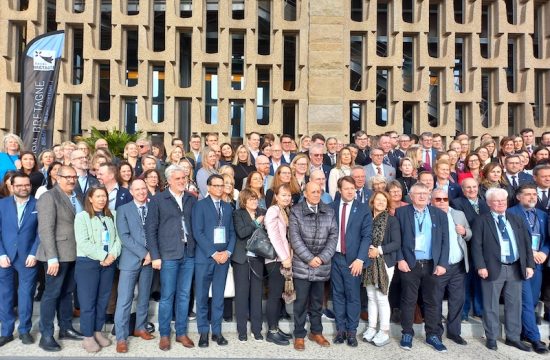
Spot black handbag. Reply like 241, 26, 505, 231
246, 227, 276, 260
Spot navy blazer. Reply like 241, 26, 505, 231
0, 196, 40, 261
74, 172, 99, 203
333, 186, 373, 205
114, 187, 133, 209
116, 200, 148, 271
146, 190, 196, 261
330, 199, 373, 267
395, 204, 449, 269
450, 196, 490, 225
507, 204, 550, 256
192, 196, 236, 264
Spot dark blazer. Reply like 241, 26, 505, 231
333, 186, 373, 205
507, 204, 550, 256
114, 187, 133, 209
0, 196, 40, 261
451, 196, 490, 225
323, 153, 337, 168
355, 148, 371, 166
434, 180, 463, 201
192, 196, 237, 264
146, 191, 196, 261
380, 215, 401, 266
74, 172, 99, 203
471, 212, 535, 281
116, 201, 148, 271
231, 208, 267, 264
330, 199, 373, 267
395, 204, 449, 269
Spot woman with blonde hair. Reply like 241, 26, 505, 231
328, 147, 354, 199
123, 142, 139, 172
0, 133, 23, 179
232, 145, 256, 191
265, 165, 301, 206
289, 153, 310, 193
196, 146, 219, 199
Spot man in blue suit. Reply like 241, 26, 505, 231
309, 144, 331, 186
396, 183, 449, 352
192, 174, 236, 347
507, 184, 549, 353
330, 176, 372, 346
419, 132, 439, 173
96, 163, 133, 210
0, 172, 39, 346
114, 179, 155, 353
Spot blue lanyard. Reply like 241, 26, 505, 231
415, 210, 427, 232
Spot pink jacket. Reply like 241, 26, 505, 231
264, 205, 291, 264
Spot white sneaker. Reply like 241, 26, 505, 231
362, 327, 377, 342
372, 331, 390, 347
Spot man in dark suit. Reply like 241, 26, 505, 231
330, 176, 372, 346
71, 149, 99, 203
505, 155, 534, 190
280, 134, 296, 164
506, 184, 548, 353
0, 173, 39, 346
114, 179, 155, 353
395, 183, 449, 352
450, 177, 490, 321
37, 165, 84, 351
147, 165, 197, 351
96, 163, 133, 210
309, 144, 331, 184
533, 164, 550, 213
471, 187, 535, 352
353, 130, 371, 166
192, 174, 236, 347
269, 142, 286, 176
419, 132, 438, 173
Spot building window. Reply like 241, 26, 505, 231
351, 0, 362, 22
100, 0, 112, 50
283, 0, 297, 21
126, 29, 139, 87
124, 97, 138, 134
232, 0, 245, 19
72, 27, 84, 85
258, 0, 271, 55
283, 34, 297, 91
376, 69, 388, 126
256, 67, 270, 125
180, 0, 192, 18
206, 0, 219, 53
231, 33, 245, 90
377, 2, 388, 57
98, 63, 110, 121
179, 31, 192, 88
454, 36, 465, 93
205, 66, 218, 124
428, 68, 439, 127
230, 100, 245, 138
152, 65, 165, 123
350, 34, 363, 91
70, 96, 82, 136
403, 37, 414, 92
350, 101, 363, 136
282, 101, 297, 137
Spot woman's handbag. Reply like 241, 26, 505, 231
246, 227, 276, 260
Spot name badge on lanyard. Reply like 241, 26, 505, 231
214, 226, 226, 244
415, 234, 426, 252
501, 240, 511, 257
102, 230, 110, 246
532, 233, 541, 251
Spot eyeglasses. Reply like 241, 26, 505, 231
58, 175, 78, 181
209, 184, 224, 188
13, 184, 31, 188
311, 154, 323, 157
434, 197, 449, 202
72, 156, 87, 161
138, 145, 147, 148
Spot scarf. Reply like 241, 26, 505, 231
363, 210, 390, 294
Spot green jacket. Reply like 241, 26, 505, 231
74, 210, 121, 261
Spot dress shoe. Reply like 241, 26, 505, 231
39, 336, 61, 352
505, 339, 531, 352
34, 292, 43, 302
308, 333, 330, 347
159, 336, 170, 351
198, 333, 209, 348
145, 322, 155, 333
530, 340, 548, 354
151, 291, 161, 302
134, 329, 155, 340
72, 308, 80, 317
333, 332, 346, 344
116, 340, 128, 353
447, 335, 467, 345
266, 330, 289, 346
19, 333, 34, 345
278, 328, 292, 339
59, 328, 84, 340
294, 337, 305, 351
360, 311, 369, 321
212, 334, 228, 345
176, 335, 195, 348
486, 339, 497, 350
0, 335, 14, 347
346, 334, 358, 347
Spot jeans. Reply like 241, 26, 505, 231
158, 256, 194, 337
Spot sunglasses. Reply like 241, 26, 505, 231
434, 197, 449, 202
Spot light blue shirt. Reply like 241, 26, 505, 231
16, 198, 30, 228
491, 212, 519, 263
50, 193, 82, 264
447, 211, 463, 264
414, 207, 433, 260
78, 174, 89, 194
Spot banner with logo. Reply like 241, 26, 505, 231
20, 31, 65, 154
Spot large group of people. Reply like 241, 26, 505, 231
1, 128, 550, 354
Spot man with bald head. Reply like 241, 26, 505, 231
289, 182, 338, 351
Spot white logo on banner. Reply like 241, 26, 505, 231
33, 50, 56, 71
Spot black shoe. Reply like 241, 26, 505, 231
347, 334, 358, 347
59, 328, 84, 340
34, 292, 43, 302
212, 334, 228, 345
486, 339, 498, 350
505, 339, 531, 352
333, 332, 346, 344
277, 328, 292, 339
19, 333, 34, 345
530, 340, 548, 354
105, 314, 114, 324
145, 322, 155, 333
39, 336, 61, 352
266, 331, 290, 346
253, 333, 264, 342
0, 335, 14, 347
223, 316, 232, 322
447, 335, 467, 345
238, 333, 247, 342
151, 291, 161, 302
198, 333, 209, 348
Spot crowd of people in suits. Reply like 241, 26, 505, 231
0, 127, 550, 354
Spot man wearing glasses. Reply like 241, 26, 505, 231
36, 166, 84, 351
309, 144, 331, 187
353, 130, 371, 166
71, 150, 99, 203
430, 188, 471, 346
280, 134, 296, 164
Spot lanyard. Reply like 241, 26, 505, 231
15, 199, 29, 228
524, 210, 539, 232
415, 209, 427, 232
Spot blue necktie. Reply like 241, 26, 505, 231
498, 215, 515, 263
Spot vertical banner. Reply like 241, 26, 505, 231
20, 31, 65, 154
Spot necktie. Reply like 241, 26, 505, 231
424, 150, 431, 171
340, 202, 347, 254
356, 190, 361, 202
498, 215, 515, 263
472, 201, 479, 214
542, 190, 549, 208
215, 201, 221, 220
511, 175, 518, 189
139, 205, 147, 225
310, 206, 317, 214
377, 166, 382, 175
383, 155, 391, 166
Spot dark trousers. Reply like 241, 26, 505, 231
331, 253, 361, 334
266, 262, 285, 329
232, 258, 264, 336
293, 278, 324, 338
462, 266, 483, 317
521, 265, 543, 341
74, 257, 116, 337
39, 261, 76, 337
435, 261, 465, 338
0, 256, 37, 336
195, 261, 229, 335
400, 260, 440, 337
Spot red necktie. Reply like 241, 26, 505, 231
377, 166, 382, 175
340, 202, 347, 254
424, 150, 431, 171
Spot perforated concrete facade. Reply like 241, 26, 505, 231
1, 0, 549, 146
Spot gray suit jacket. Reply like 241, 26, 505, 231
36, 185, 79, 262
449, 208, 472, 272
116, 201, 148, 271
364, 163, 396, 182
